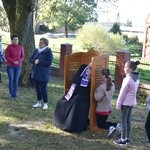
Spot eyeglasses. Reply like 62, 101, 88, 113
13, 38, 18, 41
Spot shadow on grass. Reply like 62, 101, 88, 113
0, 122, 131, 150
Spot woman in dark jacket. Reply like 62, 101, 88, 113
29, 37, 53, 109
53, 64, 91, 133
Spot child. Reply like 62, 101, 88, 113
145, 95, 150, 142
94, 69, 122, 138
114, 60, 140, 146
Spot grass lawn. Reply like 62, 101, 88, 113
0, 72, 150, 150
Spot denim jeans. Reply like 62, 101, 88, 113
34, 80, 48, 103
121, 105, 133, 139
7, 66, 21, 98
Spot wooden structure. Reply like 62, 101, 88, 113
64, 50, 109, 133
143, 13, 150, 58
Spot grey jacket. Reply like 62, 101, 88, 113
94, 82, 115, 113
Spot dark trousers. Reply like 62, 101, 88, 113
121, 105, 133, 139
97, 114, 117, 130
145, 111, 150, 142
34, 80, 48, 103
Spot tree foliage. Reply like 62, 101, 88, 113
77, 24, 124, 55
109, 23, 121, 35
38, 0, 97, 37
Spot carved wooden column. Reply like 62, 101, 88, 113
59, 43, 72, 77
115, 50, 131, 89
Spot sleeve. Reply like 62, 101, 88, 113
38, 49, 53, 66
94, 85, 105, 102
116, 77, 129, 110
18, 46, 25, 63
72, 65, 87, 84
5, 46, 15, 64
0, 43, 3, 54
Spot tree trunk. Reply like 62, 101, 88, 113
2, 0, 35, 86
64, 21, 68, 38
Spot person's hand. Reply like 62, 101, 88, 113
35, 59, 39, 65
86, 67, 91, 79
14, 61, 19, 65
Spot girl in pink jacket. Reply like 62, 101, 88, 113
114, 60, 140, 146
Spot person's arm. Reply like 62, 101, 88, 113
116, 77, 129, 110
38, 49, 53, 66
94, 85, 105, 102
0, 43, 3, 54
5, 46, 15, 64
18, 46, 25, 63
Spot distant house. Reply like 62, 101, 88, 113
120, 26, 144, 42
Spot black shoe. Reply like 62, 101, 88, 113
0, 80, 2, 83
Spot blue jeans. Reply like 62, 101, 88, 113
7, 66, 21, 98
34, 80, 48, 103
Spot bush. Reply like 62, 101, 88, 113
39, 24, 50, 33
123, 35, 139, 44
124, 44, 143, 55
77, 25, 124, 55
123, 35, 143, 55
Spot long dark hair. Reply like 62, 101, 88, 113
126, 60, 140, 71
101, 68, 113, 91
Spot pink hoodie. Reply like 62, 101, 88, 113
116, 73, 140, 110
5, 44, 24, 67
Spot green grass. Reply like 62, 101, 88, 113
0, 72, 150, 150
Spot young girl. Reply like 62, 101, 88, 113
145, 95, 150, 142
94, 69, 121, 138
114, 60, 140, 146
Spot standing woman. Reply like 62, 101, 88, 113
29, 37, 53, 109
5, 35, 25, 99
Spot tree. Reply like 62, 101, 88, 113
126, 19, 132, 27
39, 0, 97, 37
109, 23, 121, 35
2, 0, 35, 86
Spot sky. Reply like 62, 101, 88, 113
98, 0, 150, 26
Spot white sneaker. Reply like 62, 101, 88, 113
107, 126, 116, 138
116, 123, 122, 132
32, 102, 42, 108
43, 103, 48, 109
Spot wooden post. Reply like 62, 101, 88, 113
115, 50, 131, 89
59, 43, 72, 77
